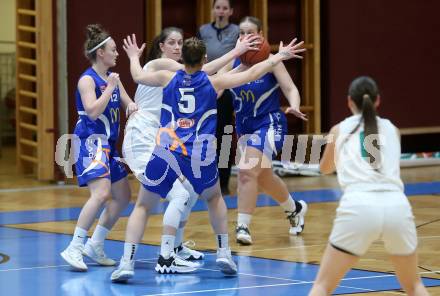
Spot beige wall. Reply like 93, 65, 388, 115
0, 0, 16, 53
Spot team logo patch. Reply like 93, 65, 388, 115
177, 118, 195, 129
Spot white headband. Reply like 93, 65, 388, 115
87, 36, 112, 54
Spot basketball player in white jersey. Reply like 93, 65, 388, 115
309, 76, 429, 296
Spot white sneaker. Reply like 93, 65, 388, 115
216, 248, 237, 275
236, 224, 252, 245
287, 200, 308, 235
83, 239, 116, 266
175, 241, 204, 260
155, 252, 199, 274
61, 244, 88, 271
110, 257, 135, 282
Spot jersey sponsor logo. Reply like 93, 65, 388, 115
240, 90, 256, 103
177, 118, 195, 129
156, 127, 188, 156
110, 107, 120, 124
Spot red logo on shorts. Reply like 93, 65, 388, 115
177, 118, 195, 129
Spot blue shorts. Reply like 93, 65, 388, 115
142, 147, 219, 198
236, 111, 287, 159
74, 136, 127, 187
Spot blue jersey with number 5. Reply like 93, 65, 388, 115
74, 67, 121, 142
160, 70, 217, 158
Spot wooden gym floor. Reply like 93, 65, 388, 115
1, 145, 439, 295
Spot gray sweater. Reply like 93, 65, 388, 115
198, 22, 240, 62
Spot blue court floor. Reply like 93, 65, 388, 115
1, 181, 440, 295
1, 227, 440, 296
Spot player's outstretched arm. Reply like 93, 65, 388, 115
211, 38, 305, 92
202, 34, 260, 75
123, 34, 173, 87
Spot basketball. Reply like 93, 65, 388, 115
239, 36, 271, 66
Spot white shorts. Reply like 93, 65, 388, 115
329, 191, 417, 256
122, 110, 160, 183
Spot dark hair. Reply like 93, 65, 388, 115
182, 37, 206, 67
347, 76, 381, 169
213, 0, 233, 8
146, 27, 183, 62
239, 16, 262, 31
84, 24, 110, 61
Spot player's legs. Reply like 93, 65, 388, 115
389, 252, 429, 296
61, 178, 112, 271
309, 244, 359, 296
170, 181, 204, 260
236, 145, 306, 244
84, 177, 131, 266
235, 146, 263, 245
97, 176, 131, 231
258, 166, 307, 235
382, 194, 428, 295
201, 182, 237, 275
111, 186, 161, 282
155, 181, 200, 274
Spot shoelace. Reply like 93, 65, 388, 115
285, 211, 299, 227
171, 252, 193, 266
182, 240, 196, 249
236, 225, 250, 234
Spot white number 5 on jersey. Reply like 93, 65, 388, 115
178, 88, 195, 114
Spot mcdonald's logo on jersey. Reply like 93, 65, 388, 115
240, 90, 256, 103
110, 107, 120, 124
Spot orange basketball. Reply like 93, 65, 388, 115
239, 37, 271, 66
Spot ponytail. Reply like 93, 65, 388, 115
146, 35, 162, 62
361, 94, 380, 168
347, 76, 381, 169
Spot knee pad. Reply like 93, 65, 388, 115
163, 189, 191, 229
180, 193, 198, 222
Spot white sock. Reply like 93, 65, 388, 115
71, 227, 87, 246
280, 195, 296, 212
174, 227, 184, 248
216, 234, 229, 249
90, 225, 110, 244
123, 242, 138, 261
237, 213, 252, 226
160, 235, 175, 259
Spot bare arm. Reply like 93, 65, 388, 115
320, 125, 339, 174
118, 81, 138, 117
272, 60, 307, 121
210, 39, 305, 92
147, 58, 184, 72
78, 74, 119, 121
123, 34, 175, 86
202, 34, 260, 75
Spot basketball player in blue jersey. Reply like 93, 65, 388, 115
220, 16, 308, 245
111, 28, 260, 280
60, 24, 137, 271
116, 33, 305, 277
